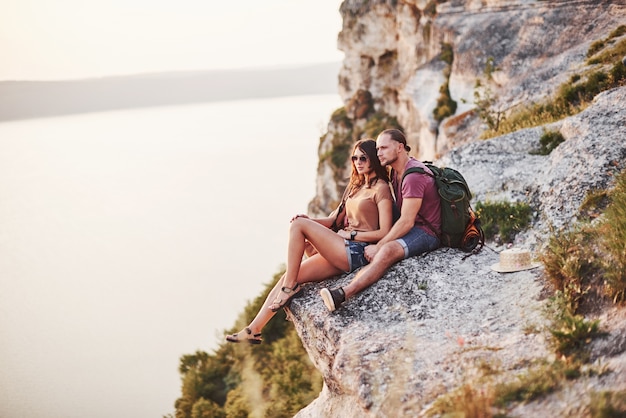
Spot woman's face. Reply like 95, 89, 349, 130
351, 148, 372, 175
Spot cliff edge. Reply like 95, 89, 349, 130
295, 0, 626, 414
290, 86, 626, 417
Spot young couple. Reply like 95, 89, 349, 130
226, 129, 441, 344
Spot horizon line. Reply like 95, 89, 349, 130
0, 61, 343, 84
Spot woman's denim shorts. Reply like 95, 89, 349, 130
396, 226, 440, 259
344, 240, 370, 273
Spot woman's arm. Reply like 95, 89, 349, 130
292, 214, 339, 230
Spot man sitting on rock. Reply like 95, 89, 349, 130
320, 129, 442, 311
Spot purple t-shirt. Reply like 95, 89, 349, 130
392, 158, 441, 237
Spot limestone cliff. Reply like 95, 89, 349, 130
291, 86, 626, 417
310, 0, 626, 215
295, 1, 626, 416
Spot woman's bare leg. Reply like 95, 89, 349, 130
267, 218, 349, 311
228, 218, 352, 341
282, 218, 349, 287
238, 254, 344, 338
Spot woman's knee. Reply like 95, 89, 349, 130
289, 217, 306, 234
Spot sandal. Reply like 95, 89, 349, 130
269, 283, 302, 312
225, 327, 262, 344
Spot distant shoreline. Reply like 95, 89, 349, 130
0, 62, 341, 123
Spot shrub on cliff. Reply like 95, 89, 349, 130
540, 169, 626, 310
172, 270, 321, 418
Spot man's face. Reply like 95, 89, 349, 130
376, 133, 401, 167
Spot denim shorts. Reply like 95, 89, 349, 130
344, 240, 370, 273
396, 226, 440, 259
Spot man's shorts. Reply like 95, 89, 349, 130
396, 226, 440, 258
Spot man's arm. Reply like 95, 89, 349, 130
376, 197, 422, 247
363, 197, 421, 261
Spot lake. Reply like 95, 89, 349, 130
0, 94, 342, 418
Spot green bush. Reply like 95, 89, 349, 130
532, 129, 565, 155
173, 270, 322, 418
330, 106, 351, 126
433, 43, 457, 123
323, 107, 402, 173
587, 27, 626, 64
587, 25, 626, 58
440, 42, 454, 66
473, 59, 507, 135
474, 200, 532, 243
434, 82, 457, 122
588, 40, 606, 58
191, 398, 225, 418
559, 71, 609, 106
547, 292, 601, 362
361, 111, 401, 140
423, 0, 448, 17
330, 139, 353, 169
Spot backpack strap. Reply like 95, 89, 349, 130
398, 165, 441, 241
389, 167, 426, 212
401, 166, 431, 182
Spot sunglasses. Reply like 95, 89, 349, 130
351, 155, 368, 162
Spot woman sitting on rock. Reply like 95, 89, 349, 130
226, 138, 394, 344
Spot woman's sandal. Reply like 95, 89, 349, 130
269, 283, 302, 312
225, 327, 262, 345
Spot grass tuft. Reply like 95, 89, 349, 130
530, 129, 565, 155
597, 171, 626, 303
589, 390, 626, 418
481, 25, 626, 140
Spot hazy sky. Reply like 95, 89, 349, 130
1, 0, 344, 81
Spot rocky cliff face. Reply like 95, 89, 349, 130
296, 1, 626, 416
311, 0, 626, 214
292, 85, 626, 418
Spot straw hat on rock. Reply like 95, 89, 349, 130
491, 248, 542, 273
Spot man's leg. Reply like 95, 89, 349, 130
321, 240, 405, 311
343, 240, 405, 298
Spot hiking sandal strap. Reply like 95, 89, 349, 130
244, 327, 262, 338
281, 283, 300, 294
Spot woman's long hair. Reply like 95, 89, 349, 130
348, 139, 390, 191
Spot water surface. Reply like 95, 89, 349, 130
0, 94, 342, 418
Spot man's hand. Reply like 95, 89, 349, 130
364, 244, 379, 261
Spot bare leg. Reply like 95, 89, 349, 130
283, 218, 349, 287
342, 240, 405, 300
230, 254, 344, 341
267, 218, 349, 311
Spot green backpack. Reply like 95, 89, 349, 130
401, 163, 484, 254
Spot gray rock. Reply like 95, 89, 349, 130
299, 1, 626, 415
290, 249, 549, 417
291, 87, 626, 417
